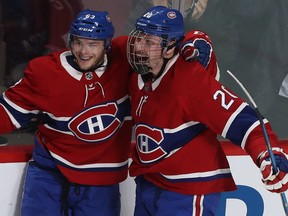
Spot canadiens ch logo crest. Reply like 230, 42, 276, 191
135, 124, 166, 163
68, 103, 121, 142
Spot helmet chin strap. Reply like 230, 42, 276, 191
152, 58, 169, 80
138, 37, 184, 80
140, 58, 168, 82
141, 56, 171, 82
151, 40, 180, 80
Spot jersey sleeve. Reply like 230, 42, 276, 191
181, 61, 279, 164
0, 58, 44, 133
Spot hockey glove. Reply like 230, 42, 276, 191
259, 148, 288, 193
180, 33, 212, 68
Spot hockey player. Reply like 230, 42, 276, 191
126, 6, 288, 215
0, 8, 218, 216
0, 9, 133, 216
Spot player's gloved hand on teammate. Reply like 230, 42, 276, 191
180, 32, 212, 68
259, 148, 288, 193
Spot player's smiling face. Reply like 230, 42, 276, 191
71, 37, 106, 71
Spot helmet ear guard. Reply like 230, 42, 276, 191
164, 36, 185, 53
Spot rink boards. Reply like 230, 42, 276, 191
0, 141, 288, 216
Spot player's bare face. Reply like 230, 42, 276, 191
134, 33, 164, 76
71, 37, 105, 71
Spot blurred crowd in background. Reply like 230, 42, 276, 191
0, 0, 287, 138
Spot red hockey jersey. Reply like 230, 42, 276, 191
0, 36, 133, 185
128, 54, 279, 195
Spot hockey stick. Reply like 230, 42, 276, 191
226, 70, 288, 216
